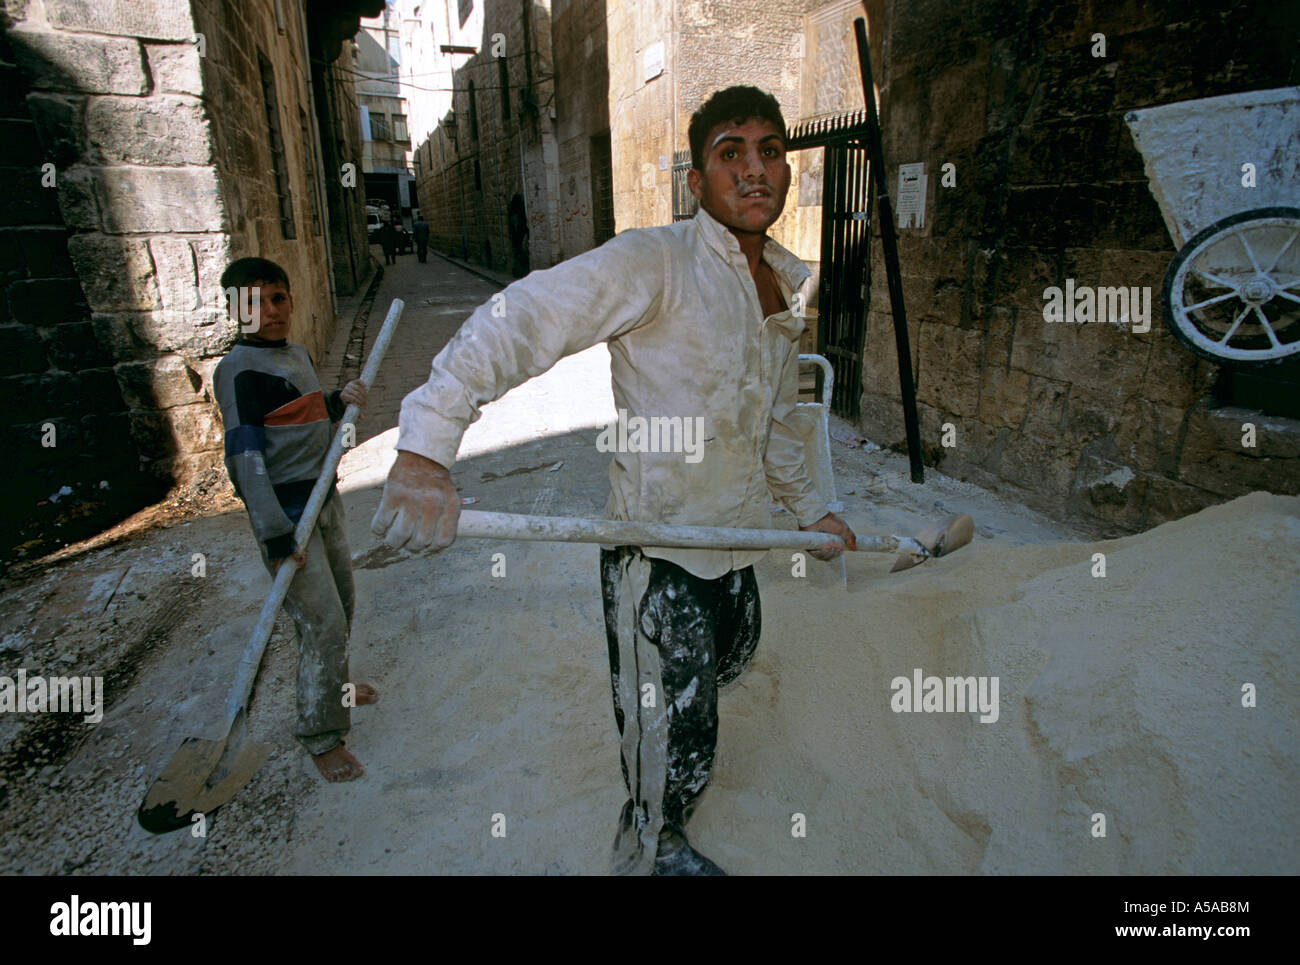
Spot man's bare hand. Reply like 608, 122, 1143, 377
339, 379, 368, 410
800, 512, 856, 561
371, 450, 460, 552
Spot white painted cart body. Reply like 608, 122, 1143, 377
1126, 87, 1300, 365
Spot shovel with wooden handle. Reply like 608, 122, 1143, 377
353, 509, 975, 573
137, 299, 406, 834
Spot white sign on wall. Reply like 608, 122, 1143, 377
643, 41, 664, 83
897, 162, 926, 229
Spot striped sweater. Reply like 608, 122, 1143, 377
213, 338, 345, 560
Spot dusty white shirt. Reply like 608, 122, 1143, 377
397, 205, 828, 579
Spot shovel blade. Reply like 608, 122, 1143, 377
137, 728, 272, 834
890, 514, 976, 572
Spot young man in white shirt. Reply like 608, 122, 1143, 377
372, 86, 856, 874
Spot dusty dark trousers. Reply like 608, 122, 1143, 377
257, 491, 355, 756
599, 546, 760, 875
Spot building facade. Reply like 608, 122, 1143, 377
356, 5, 415, 227
400, 0, 614, 276
853, 0, 1298, 532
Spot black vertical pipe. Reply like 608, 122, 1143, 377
853, 17, 924, 483
850, 139, 867, 420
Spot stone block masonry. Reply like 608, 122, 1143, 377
0, 0, 357, 567
856, 0, 1299, 534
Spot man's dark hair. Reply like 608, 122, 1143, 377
688, 86, 788, 171
220, 256, 291, 293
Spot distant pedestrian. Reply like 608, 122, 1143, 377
379, 221, 398, 265
413, 217, 430, 263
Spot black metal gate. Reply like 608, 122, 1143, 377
788, 110, 872, 419
672, 149, 696, 222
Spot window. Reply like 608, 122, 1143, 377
258, 53, 295, 239
468, 80, 478, 140
591, 132, 615, 243
498, 54, 510, 120
359, 104, 371, 140
1215, 361, 1300, 419
392, 113, 408, 142
299, 108, 322, 236
371, 112, 390, 141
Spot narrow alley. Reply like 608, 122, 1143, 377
0, 0, 1295, 897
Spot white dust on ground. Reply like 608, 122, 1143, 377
692, 490, 1298, 874
289, 485, 1297, 874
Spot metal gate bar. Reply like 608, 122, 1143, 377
788, 111, 873, 420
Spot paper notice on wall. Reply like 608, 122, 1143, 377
897, 162, 926, 229
643, 41, 665, 83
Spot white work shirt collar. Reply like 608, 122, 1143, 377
693, 204, 812, 299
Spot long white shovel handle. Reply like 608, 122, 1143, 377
449, 510, 905, 552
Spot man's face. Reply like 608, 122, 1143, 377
244, 281, 294, 341
688, 117, 791, 237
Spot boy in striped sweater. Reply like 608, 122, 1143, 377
213, 257, 376, 782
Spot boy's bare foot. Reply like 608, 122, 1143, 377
355, 683, 379, 705
312, 743, 365, 782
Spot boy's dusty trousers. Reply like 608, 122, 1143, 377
256, 490, 355, 755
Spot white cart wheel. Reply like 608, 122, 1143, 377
1162, 207, 1300, 367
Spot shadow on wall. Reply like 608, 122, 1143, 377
0, 15, 167, 573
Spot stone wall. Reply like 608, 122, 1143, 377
607, 0, 674, 233
190, 0, 336, 365
857, 0, 1299, 533
309, 15, 375, 297
0, 0, 368, 566
1, 0, 194, 562
552, 0, 613, 257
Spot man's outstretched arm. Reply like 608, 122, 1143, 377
373, 230, 667, 551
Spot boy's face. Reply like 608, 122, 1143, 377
687, 116, 791, 238
242, 280, 294, 341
